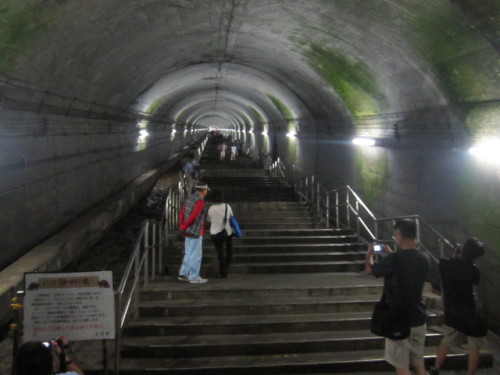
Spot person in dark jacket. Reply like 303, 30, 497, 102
178, 183, 210, 283
427, 238, 486, 375
365, 219, 430, 375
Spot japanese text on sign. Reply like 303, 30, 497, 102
24, 271, 115, 342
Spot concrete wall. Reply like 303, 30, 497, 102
0, 107, 204, 270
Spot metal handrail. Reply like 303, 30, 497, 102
114, 173, 186, 374
114, 218, 163, 374
278, 164, 455, 267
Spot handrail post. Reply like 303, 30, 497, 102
304, 177, 308, 203
346, 189, 351, 228
144, 222, 149, 287
310, 176, 314, 204
325, 192, 330, 229
114, 293, 121, 375
316, 182, 320, 223
415, 218, 421, 248
133, 240, 139, 320
151, 222, 156, 281
335, 190, 340, 228
355, 200, 360, 235
158, 221, 163, 275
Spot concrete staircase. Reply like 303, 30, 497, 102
111, 143, 493, 374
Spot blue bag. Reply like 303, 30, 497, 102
229, 216, 242, 237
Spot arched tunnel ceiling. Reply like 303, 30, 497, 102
134, 63, 304, 131
1, 0, 498, 138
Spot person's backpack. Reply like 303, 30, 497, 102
191, 163, 200, 179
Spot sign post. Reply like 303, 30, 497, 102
23, 271, 115, 372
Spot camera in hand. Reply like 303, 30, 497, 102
42, 338, 67, 373
42, 339, 59, 351
373, 244, 383, 252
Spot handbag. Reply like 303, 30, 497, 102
444, 310, 488, 337
370, 252, 410, 340
371, 294, 410, 340
229, 216, 242, 238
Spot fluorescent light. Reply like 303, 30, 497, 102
352, 137, 375, 146
262, 130, 268, 135
139, 129, 149, 137
286, 131, 297, 138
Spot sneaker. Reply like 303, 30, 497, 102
189, 277, 208, 284
177, 275, 189, 282
426, 367, 439, 375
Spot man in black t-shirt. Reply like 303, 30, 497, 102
427, 238, 486, 375
365, 219, 430, 375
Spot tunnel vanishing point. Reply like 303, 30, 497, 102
0, 1, 499, 332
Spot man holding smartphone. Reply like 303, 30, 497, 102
365, 220, 430, 375
15, 337, 84, 375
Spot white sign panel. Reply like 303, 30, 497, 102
24, 271, 115, 341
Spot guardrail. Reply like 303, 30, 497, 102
114, 167, 188, 374
270, 158, 455, 265
114, 219, 164, 375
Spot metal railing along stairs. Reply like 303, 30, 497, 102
270, 157, 455, 266
113, 137, 207, 374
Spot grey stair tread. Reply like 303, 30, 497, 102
240, 229, 349, 232
104, 347, 484, 370
147, 272, 382, 289
138, 293, 380, 308
129, 311, 374, 326
194, 251, 364, 257
169, 252, 364, 259
231, 243, 362, 248
130, 310, 443, 328
120, 330, 443, 346
222, 260, 365, 266
207, 235, 357, 240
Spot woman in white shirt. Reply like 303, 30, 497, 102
207, 191, 234, 278
230, 144, 237, 160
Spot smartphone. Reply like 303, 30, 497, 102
373, 244, 383, 252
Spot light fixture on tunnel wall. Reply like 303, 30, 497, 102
286, 131, 297, 138
135, 128, 150, 151
469, 140, 500, 162
262, 129, 268, 135
352, 137, 376, 146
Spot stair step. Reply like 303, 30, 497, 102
213, 235, 357, 244
235, 223, 319, 229
240, 229, 353, 235
138, 293, 380, 317
87, 347, 492, 375
120, 330, 444, 358
166, 261, 365, 275
170, 252, 365, 263
126, 311, 443, 336
139, 277, 384, 300
231, 243, 363, 251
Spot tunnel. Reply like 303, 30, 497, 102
0, 0, 499, 345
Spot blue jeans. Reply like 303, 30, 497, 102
179, 236, 203, 280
